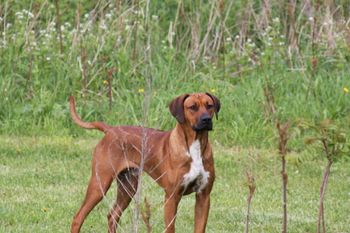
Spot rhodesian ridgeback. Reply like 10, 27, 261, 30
69, 93, 220, 233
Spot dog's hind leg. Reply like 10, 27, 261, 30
108, 168, 139, 233
71, 170, 114, 233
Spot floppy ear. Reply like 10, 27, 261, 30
169, 94, 190, 124
206, 92, 221, 119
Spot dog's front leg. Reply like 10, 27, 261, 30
194, 192, 210, 233
164, 192, 182, 233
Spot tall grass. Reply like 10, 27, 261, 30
0, 0, 349, 150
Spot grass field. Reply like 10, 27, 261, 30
1, 0, 350, 232
1, 135, 349, 232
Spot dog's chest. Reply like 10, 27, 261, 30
182, 140, 210, 193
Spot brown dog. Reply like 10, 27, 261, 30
69, 93, 220, 233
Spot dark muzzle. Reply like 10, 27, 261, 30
193, 115, 213, 131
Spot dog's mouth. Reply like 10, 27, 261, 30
192, 122, 213, 132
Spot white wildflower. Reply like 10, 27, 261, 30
100, 22, 107, 30
46, 57, 51, 61
226, 37, 232, 42
28, 12, 34, 18
273, 17, 280, 23
16, 12, 24, 19
116, 36, 122, 44
106, 13, 112, 19
308, 17, 314, 22
247, 42, 256, 48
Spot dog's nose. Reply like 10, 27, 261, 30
200, 115, 212, 124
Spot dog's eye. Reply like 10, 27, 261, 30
189, 105, 198, 111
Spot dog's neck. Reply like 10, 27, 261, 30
174, 123, 209, 154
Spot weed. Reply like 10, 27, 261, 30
301, 119, 350, 233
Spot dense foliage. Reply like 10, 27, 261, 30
1, 0, 349, 149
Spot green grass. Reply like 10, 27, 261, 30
1, 135, 349, 232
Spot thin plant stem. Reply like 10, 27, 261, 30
317, 159, 333, 233
245, 171, 256, 233
55, 0, 63, 54
277, 122, 289, 233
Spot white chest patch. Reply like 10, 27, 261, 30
182, 140, 210, 192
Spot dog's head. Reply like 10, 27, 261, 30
169, 93, 220, 131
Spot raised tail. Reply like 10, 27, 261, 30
69, 96, 110, 132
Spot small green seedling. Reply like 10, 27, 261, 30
302, 119, 349, 233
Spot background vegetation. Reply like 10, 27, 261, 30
1, 0, 349, 232
1, 0, 349, 147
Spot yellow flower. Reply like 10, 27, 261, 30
103, 80, 108, 85
138, 88, 144, 93
210, 89, 216, 93
343, 87, 349, 93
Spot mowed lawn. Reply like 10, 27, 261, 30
0, 135, 349, 233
